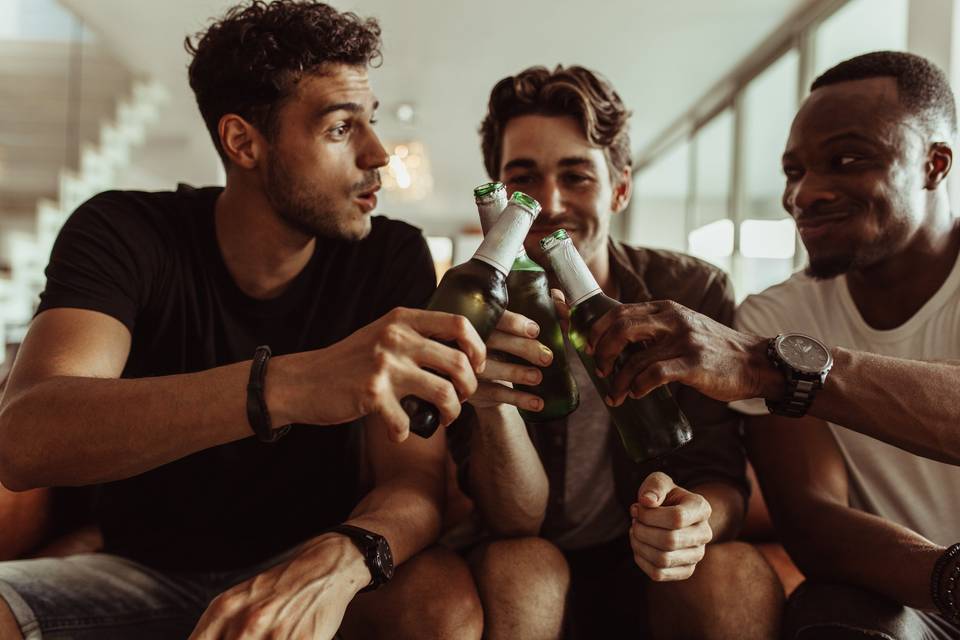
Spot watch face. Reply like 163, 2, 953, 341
777, 334, 831, 373
376, 538, 395, 580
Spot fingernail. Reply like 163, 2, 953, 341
539, 346, 553, 365
604, 395, 615, 406
526, 321, 540, 337
643, 491, 658, 503
526, 370, 541, 384
527, 398, 543, 411
477, 361, 486, 374
595, 368, 606, 378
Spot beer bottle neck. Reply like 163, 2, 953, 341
473, 203, 535, 275
477, 199, 505, 235
545, 239, 602, 307
477, 196, 529, 262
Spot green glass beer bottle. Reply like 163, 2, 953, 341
474, 182, 579, 422
403, 191, 540, 438
539, 229, 693, 462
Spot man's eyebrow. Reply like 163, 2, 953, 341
502, 158, 537, 172
819, 131, 880, 146
558, 156, 596, 168
502, 156, 597, 172
783, 130, 883, 160
314, 99, 379, 119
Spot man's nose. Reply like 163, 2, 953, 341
536, 177, 566, 221
785, 172, 838, 216
360, 130, 390, 170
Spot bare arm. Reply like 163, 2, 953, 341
467, 404, 548, 536
345, 413, 448, 563
457, 311, 553, 537
693, 482, 744, 543
806, 348, 960, 464
0, 306, 486, 490
190, 402, 450, 639
745, 412, 942, 609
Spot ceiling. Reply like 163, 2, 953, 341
59, 0, 813, 234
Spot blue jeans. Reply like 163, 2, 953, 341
784, 581, 960, 640
0, 551, 297, 639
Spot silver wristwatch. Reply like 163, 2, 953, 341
765, 333, 833, 418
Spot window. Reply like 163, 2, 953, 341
629, 141, 689, 252
736, 50, 800, 299
814, 0, 909, 77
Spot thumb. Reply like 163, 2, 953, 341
637, 471, 675, 508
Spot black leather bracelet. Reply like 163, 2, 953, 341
932, 542, 960, 619
246, 345, 290, 443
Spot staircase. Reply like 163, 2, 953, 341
0, 36, 168, 361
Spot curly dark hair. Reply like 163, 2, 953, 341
185, 0, 382, 163
812, 51, 957, 137
480, 65, 632, 181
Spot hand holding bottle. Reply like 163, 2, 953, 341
269, 307, 485, 443
467, 310, 554, 413
587, 300, 771, 405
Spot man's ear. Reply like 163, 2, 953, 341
219, 114, 266, 170
611, 167, 633, 214
926, 142, 953, 189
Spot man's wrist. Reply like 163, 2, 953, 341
310, 532, 374, 597
263, 354, 296, 427
748, 336, 785, 401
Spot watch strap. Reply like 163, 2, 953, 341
329, 524, 393, 592
765, 336, 826, 418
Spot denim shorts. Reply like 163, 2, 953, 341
784, 581, 960, 640
0, 551, 294, 639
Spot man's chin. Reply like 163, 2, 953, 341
339, 216, 372, 242
805, 253, 854, 280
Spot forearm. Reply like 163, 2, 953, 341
468, 404, 548, 536
781, 501, 943, 609
0, 361, 259, 489
753, 345, 960, 463
691, 481, 744, 542
810, 349, 960, 464
344, 469, 444, 564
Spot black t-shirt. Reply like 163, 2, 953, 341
37, 185, 436, 571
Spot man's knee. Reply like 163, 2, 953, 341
0, 597, 23, 640
468, 537, 568, 640
647, 541, 784, 640
345, 546, 482, 640
693, 541, 784, 597
469, 536, 569, 602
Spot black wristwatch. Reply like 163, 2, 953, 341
328, 524, 394, 592
765, 333, 833, 418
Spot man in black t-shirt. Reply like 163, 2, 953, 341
0, 2, 544, 638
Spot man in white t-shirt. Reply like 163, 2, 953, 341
578, 51, 960, 637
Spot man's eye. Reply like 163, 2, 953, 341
837, 155, 860, 167
506, 175, 533, 185
330, 124, 350, 137
782, 166, 802, 179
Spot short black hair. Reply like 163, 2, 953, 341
811, 50, 957, 138
185, 0, 382, 164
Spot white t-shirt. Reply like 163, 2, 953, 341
734, 256, 960, 546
